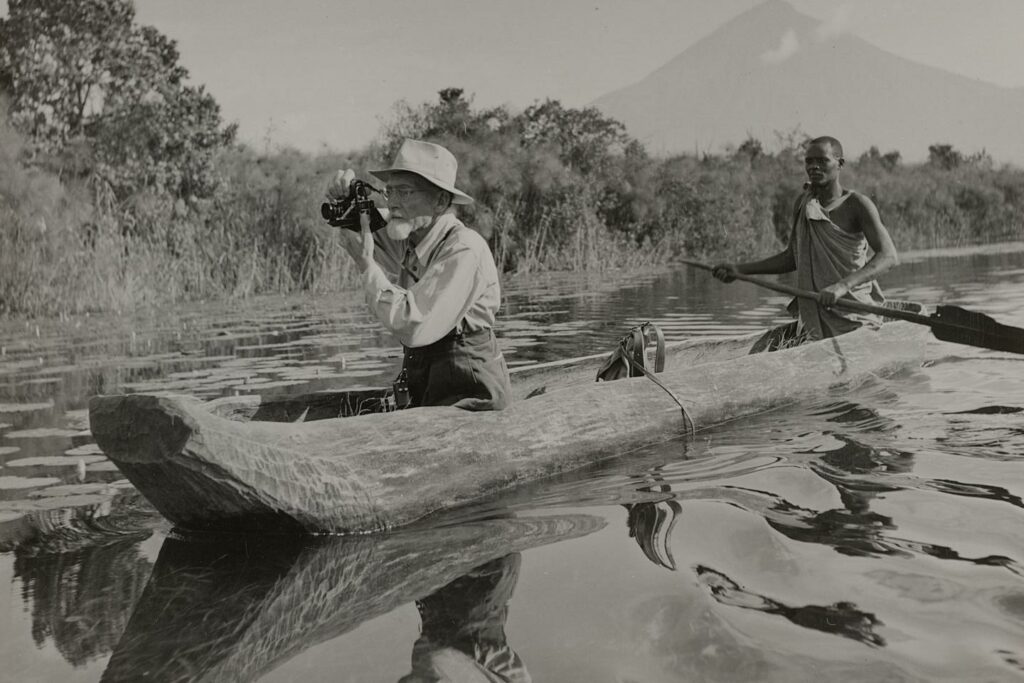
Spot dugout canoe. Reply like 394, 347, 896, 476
89, 320, 931, 534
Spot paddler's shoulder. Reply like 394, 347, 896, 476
844, 189, 876, 207
842, 190, 882, 218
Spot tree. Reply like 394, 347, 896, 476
928, 143, 962, 171
520, 99, 629, 174
379, 87, 508, 160
735, 135, 764, 161
858, 145, 901, 171
0, 0, 134, 146
0, 0, 235, 199
773, 126, 811, 162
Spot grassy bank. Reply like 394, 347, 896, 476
2, 95, 1023, 318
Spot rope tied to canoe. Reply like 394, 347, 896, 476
596, 322, 695, 436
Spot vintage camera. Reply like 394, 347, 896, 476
320, 179, 388, 233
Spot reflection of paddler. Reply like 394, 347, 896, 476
400, 554, 531, 683
712, 136, 899, 351
622, 474, 683, 571
625, 499, 683, 571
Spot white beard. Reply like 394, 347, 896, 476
386, 215, 433, 241
385, 220, 414, 241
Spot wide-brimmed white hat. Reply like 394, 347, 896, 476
370, 139, 474, 205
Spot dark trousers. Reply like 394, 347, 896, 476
402, 328, 512, 411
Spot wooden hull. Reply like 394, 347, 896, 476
89, 323, 930, 533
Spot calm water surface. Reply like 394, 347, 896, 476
2, 247, 1024, 682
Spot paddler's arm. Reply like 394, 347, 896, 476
818, 194, 899, 306
713, 194, 799, 282
711, 243, 795, 283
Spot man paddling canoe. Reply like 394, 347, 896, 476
712, 136, 899, 352
329, 139, 512, 410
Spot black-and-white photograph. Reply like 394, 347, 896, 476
1, 1, 1023, 681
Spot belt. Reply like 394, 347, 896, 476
403, 327, 491, 360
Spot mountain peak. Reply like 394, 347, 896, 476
592, 1, 1024, 163
651, 0, 828, 80
714, 0, 818, 41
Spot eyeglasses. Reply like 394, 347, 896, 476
385, 186, 426, 201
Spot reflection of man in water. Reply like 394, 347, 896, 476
399, 554, 531, 683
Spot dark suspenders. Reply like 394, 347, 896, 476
403, 223, 461, 284
402, 222, 466, 339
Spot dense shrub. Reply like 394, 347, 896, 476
4, 83, 1024, 317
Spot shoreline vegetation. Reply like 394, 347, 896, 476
2, 4, 1023, 320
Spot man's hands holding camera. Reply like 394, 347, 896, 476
326, 169, 356, 202
327, 169, 374, 272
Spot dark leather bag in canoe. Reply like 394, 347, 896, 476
596, 322, 666, 381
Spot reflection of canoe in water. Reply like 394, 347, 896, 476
89, 321, 929, 533
100, 514, 604, 683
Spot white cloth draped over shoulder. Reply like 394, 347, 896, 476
789, 191, 886, 339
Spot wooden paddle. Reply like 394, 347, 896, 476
680, 258, 1024, 355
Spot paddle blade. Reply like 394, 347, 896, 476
932, 305, 1024, 354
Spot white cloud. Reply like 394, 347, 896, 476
760, 29, 800, 64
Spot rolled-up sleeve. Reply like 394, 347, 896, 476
363, 243, 480, 347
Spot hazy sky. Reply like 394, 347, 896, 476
130, 0, 1024, 154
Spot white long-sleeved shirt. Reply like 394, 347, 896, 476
363, 213, 502, 348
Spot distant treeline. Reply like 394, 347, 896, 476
1, 1, 1022, 318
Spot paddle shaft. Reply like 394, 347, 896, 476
681, 257, 1024, 354
678, 258, 933, 325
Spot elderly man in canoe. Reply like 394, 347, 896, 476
329, 139, 512, 410
712, 135, 899, 352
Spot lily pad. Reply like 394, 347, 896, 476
0, 400, 54, 413
120, 379, 200, 392
0, 475, 62, 490
5, 455, 106, 467
225, 376, 271, 385
1, 493, 113, 511
240, 380, 304, 390
87, 461, 121, 473
4, 427, 82, 438
65, 443, 103, 457
17, 377, 62, 387
167, 369, 213, 380
29, 483, 114, 498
